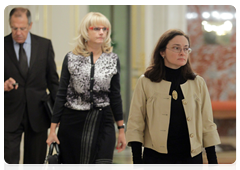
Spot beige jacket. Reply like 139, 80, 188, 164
126, 75, 221, 157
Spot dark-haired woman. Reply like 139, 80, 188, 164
126, 29, 221, 164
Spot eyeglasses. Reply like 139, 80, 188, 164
11, 27, 27, 31
166, 46, 192, 54
89, 26, 109, 32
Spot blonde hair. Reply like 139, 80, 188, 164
72, 12, 113, 57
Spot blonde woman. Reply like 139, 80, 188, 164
47, 12, 126, 164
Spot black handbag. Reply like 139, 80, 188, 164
45, 142, 60, 164
43, 94, 54, 119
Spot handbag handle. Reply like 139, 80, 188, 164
48, 142, 60, 156
42, 142, 60, 170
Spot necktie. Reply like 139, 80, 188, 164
19, 43, 28, 78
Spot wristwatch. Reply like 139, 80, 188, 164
118, 123, 125, 129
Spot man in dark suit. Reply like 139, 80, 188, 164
4, 7, 59, 164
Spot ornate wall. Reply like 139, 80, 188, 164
186, 5, 238, 136
187, 5, 236, 101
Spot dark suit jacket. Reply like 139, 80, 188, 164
4, 33, 59, 132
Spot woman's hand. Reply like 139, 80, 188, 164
116, 120, 126, 152
209, 166, 221, 170
46, 123, 60, 146
116, 128, 126, 153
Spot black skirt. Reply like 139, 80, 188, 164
57, 106, 116, 164
143, 148, 203, 164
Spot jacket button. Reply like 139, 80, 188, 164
183, 101, 187, 105
187, 117, 192, 121
190, 133, 194, 138
191, 149, 195, 153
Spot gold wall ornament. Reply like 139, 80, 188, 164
172, 90, 178, 100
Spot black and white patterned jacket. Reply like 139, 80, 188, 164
51, 51, 123, 123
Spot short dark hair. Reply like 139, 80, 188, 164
144, 29, 196, 82
9, 7, 32, 25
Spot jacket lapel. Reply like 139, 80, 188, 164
29, 33, 39, 72
181, 80, 190, 99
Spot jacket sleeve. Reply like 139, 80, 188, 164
126, 76, 147, 146
109, 57, 123, 121
46, 40, 59, 101
199, 77, 221, 147
51, 54, 70, 123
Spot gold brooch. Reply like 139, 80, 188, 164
172, 90, 178, 100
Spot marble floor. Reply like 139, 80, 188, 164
18, 135, 235, 164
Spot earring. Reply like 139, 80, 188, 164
162, 56, 164, 59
